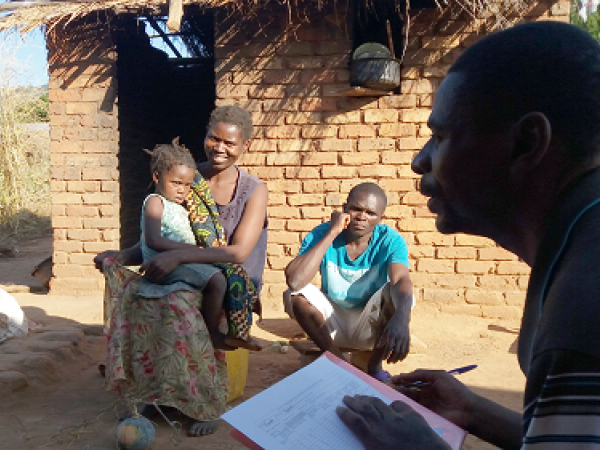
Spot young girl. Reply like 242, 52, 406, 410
140, 138, 259, 351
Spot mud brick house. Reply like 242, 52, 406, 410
0, 0, 570, 317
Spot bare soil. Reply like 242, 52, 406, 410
0, 237, 525, 449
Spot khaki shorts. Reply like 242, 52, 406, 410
285, 283, 390, 351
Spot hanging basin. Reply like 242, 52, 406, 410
350, 58, 401, 91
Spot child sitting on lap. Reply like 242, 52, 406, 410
140, 138, 259, 351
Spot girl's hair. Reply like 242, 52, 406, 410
144, 137, 196, 176
207, 105, 253, 143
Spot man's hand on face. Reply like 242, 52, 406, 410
329, 211, 351, 236
377, 318, 411, 364
336, 395, 451, 450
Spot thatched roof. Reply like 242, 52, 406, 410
0, 0, 532, 34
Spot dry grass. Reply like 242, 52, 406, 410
0, 35, 51, 242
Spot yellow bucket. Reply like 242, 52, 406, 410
226, 348, 249, 402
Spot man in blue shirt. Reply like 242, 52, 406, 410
284, 182, 414, 380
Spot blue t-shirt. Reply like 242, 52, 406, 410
298, 223, 409, 309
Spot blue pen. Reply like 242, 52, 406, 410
406, 364, 478, 388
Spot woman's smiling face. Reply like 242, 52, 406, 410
203, 122, 249, 170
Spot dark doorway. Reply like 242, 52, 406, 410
115, 10, 215, 248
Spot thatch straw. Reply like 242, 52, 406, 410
0, 0, 535, 34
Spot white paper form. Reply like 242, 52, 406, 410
223, 356, 412, 450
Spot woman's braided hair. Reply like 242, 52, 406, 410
144, 137, 196, 176
207, 105, 253, 143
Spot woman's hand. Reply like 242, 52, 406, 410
93, 250, 123, 271
336, 395, 451, 450
140, 250, 184, 281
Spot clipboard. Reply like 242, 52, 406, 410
222, 352, 466, 449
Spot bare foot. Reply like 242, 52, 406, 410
211, 333, 263, 351
188, 419, 220, 436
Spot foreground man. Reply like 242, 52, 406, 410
337, 22, 600, 449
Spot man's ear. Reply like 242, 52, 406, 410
152, 172, 160, 184
510, 112, 552, 178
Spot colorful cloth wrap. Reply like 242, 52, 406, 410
184, 171, 261, 341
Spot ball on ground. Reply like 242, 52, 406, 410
116, 416, 155, 450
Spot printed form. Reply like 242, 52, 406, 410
222, 355, 450, 450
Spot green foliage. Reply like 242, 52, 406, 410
13, 90, 49, 123
571, 0, 600, 40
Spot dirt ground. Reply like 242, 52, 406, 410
0, 237, 525, 450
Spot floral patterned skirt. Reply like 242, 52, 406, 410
102, 259, 229, 421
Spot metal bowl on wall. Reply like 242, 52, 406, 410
350, 58, 401, 91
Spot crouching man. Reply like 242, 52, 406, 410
283, 182, 414, 381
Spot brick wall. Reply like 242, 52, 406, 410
214, 0, 570, 317
47, 15, 119, 294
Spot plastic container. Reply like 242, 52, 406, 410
226, 348, 249, 402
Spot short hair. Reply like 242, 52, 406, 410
348, 182, 388, 211
207, 105, 254, 143
448, 21, 600, 163
144, 137, 196, 176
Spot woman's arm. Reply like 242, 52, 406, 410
140, 183, 268, 279
93, 242, 144, 270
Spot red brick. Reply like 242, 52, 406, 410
385, 205, 413, 218
320, 140, 355, 152
455, 235, 495, 246
423, 288, 464, 304
300, 70, 336, 84
53, 240, 83, 253
247, 167, 285, 180
325, 193, 344, 206
303, 153, 338, 165
238, 153, 266, 166
505, 291, 526, 306
67, 229, 101, 241
267, 180, 302, 193
286, 194, 324, 206
303, 180, 340, 193
417, 259, 455, 273
300, 98, 337, 112
409, 246, 435, 258
50, 277, 104, 293
357, 138, 396, 152
456, 260, 495, 274
67, 181, 100, 193
400, 79, 437, 94
82, 192, 117, 205
358, 166, 396, 178
437, 247, 477, 259
323, 111, 362, 124
465, 290, 503, 305
69, 252, 96, 266
379, 178, 415, 192
266, 153, 301, 166
363, 109, 398, 123
477, 248, 518, 261
301, 206, 332, 219
53, 193, 82, 204
322, 166, 356, 179
402, 109, 431, 123
401, 192, 428, 205
301, 125, 338, 139
53, 264, 84, 278
477, 275, 519, 290
379, 124, 415, 137
65, 205, 99, 217
263, 98, 302, 112
497, 262, 530, 275
82, 168, 117, 181
269, 231, 301, 244
338, 125, 376, 138
102, 229, 120, 242
66, 102, 95, 115
265, 126, 299, 139
415, 232, 454, 246
340, 153, 379, 165
286, 57, 324, 69
397, 218, 436, 232
285, 112, 323, 125
379, 95, 418, 109
381, 151, 415, 164
101, 181, 119, 192
285, 167, 320, 179
286, 219, 322, 232
83, 217, 119, 229
82, 241, 118, 253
